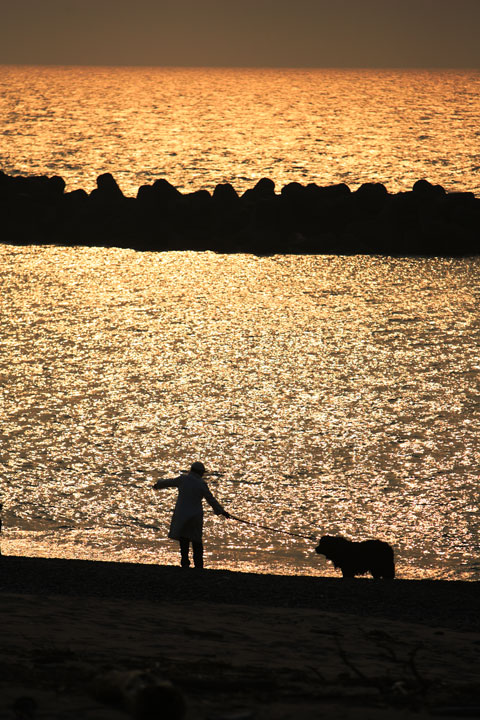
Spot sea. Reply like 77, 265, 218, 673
0, 67, 479, 579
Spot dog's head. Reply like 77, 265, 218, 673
315, 535, 350, 561
315, 535, 335, 555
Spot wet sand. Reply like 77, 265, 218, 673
1, 556, 479, 719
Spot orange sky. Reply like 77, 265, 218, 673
1, 0, 479, 68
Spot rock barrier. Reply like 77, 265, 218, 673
1, 171, 479, 255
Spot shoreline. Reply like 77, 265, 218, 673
2, 170, 479, 256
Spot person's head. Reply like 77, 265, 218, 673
190, 461, 206, 476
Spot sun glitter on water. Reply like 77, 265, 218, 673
0, 66, 479, 196
0, 245, 479, 579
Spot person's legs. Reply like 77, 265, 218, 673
192, 541, 203, 569
179, 537, 191, 568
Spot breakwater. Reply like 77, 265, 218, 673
1, 170, 479, 255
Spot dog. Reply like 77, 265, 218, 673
315, 535, 395, 579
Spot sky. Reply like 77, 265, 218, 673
1, 0, 479, 68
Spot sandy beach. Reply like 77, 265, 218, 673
1, 557, 479, 719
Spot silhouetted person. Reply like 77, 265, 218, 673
153, 462, 230, 569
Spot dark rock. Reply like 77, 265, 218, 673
354, 183, 390, 218
136, 179, 182, 211
49, 175, 66, 195
412, 179, 446, 199
183, 190, 213, 238
185, 189, 212, 205
280, 181, 305, 200
91, 172, 124, 200
66, 188, 88, 200
151, 178, 182, 200
246, 177, 276, 200
316, 182, 351, 198
97, 172, 122, 193
136, 184, 155, 203
213, 183, 239, 203
355, 182, 388, 200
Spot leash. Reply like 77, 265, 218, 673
229, 514, 317, 541
0, 506, 316, 542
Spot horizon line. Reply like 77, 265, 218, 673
0, 62, 479, 72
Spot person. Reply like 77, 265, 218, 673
153, 461, 230, 569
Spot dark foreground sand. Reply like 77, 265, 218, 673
1, 556, 479, 720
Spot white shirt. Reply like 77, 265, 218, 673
154, 470, 225, 541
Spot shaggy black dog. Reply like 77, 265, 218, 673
315, 535, 395, 579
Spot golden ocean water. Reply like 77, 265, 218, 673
1, 245, 479, 578
1, 66, 479, 195
0, 67, 479, 578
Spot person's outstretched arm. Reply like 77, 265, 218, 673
153, 477, 181, 490
202, 483, 230, 517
